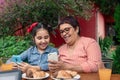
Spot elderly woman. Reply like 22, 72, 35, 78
48, 16, 102, 73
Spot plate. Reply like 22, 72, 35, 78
51, 74, 80, 80
22, 72, 49, 80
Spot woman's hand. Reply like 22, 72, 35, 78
48, 60, 65, 73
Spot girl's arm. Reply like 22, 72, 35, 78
18, 62, 41, 73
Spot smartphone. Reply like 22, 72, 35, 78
48, 52, 58, 61
11, 55, 22, 63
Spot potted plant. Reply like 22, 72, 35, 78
112, 46, 120, 74
99, 37, 113, 62
114, 4, 120, 44
112, 4, 120, 74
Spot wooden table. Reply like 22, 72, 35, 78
22, 72, 120, 80
79, 73, 120, 80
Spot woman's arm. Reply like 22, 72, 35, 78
78, 40, 102, 72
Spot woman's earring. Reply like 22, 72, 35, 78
76, 27, 79, 33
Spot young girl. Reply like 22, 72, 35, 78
10, 22, 58, 72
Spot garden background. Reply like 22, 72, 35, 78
0, 0, 120, 74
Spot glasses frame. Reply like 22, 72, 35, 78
59, 27, 72, 34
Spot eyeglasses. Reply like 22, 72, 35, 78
59, 27, 72, 34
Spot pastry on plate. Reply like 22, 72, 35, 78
65, 70, 77, 77
26, 67, 36, 78
33, 71, 45, 78
56, 70, 72, 79
26, 67, 45, 78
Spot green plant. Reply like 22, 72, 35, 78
112, 46, 120, 74
0, 35, 32, 58
99, 37, 113, 58
114, 4, 120, 44
0, 0, 94, 36
93, 0, 118, 15
0, 35, 55, 59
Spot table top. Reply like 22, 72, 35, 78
22, 72, 120, 80
1, 64, 120, 80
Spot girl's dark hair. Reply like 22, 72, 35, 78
58, 16, 80, 35
31, 23, 52, 37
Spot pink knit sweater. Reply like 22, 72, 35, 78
58, 37, 102, 72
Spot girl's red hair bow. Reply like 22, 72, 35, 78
27, 22, 38, 33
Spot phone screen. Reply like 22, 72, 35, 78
48, 52, 58, 61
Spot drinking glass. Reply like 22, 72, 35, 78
98, 60, 113, 80
0, 58, 3, 71
0, 57, 13, 71
0, 58, 3, 65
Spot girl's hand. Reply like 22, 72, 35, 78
12, 62, 19, 70
18, 62, 31, 73
8, 62, 18, 70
